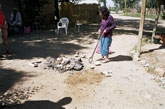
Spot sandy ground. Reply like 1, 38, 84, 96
0, 14, 165, 109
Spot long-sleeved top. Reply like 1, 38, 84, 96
99, 15, 116, 37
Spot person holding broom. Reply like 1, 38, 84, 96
97, 6, 116, 63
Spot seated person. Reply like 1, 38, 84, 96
0, 4, 10, 54
10, 8, 22, 33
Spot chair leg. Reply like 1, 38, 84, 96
57, 29, 59, 35
55, 29, 57, 34
78, 25, 80, 32
65, 28, 67, 36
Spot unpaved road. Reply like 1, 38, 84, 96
0, 14, 165, 109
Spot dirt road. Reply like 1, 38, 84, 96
0, 14, 165, 109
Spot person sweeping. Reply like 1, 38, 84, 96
97, 6, 116, 63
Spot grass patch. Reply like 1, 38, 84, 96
123, 12, 164, 20
147, 66, 155, 73
133, 45, 137, 52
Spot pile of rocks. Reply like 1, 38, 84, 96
44, 57, 84, 73
152, 76, 165, 89
28, 60, 42, 67
0, 86, 42, 107
140, 60, 165, 77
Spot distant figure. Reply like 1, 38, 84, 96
0, 4, 10, 54
97, 6, 116, 63
10, 8, 22, 33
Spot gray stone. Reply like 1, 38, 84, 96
90, 66, 95, 69
81, 54, 87, 58
95, 61, 101, 66
101, 71, 112, 77
140, 60, 147, 65
145, 63, 150, 67
44, 57, 83, 72
69, 72, 73, 74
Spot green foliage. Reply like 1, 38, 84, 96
112, 0, 160, 9
124, 12, 164, 20
146, 0, 158, 8
110, 7, 121, 11
133, 45, 137, 52
112, 0, 141, 9
147, 66, 155, 73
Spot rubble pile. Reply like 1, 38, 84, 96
0, 86, 42, 107
44, 57, 84, 73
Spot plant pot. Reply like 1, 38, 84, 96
153, 38, 161, 44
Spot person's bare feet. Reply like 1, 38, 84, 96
97, 56, 104, 61
102, 58, 109, 63
96, 57, 104, 61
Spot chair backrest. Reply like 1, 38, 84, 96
59, 17, 69, 28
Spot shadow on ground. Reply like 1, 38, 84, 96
1, 17, 163, 60
110, 55, 133, 62
0, 24, 100, 60
141, 44, 165, 54
0, 67, 35, 96
114, 18, 164, 38
3, 97, 72, 109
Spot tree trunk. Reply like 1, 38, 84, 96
152, 0, 161, 42
54, 0, 59, 29
137, 0, 147, 57
124, 0, 127, 14
103, 0, 106, 7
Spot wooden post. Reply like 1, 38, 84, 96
54, 0, 59, 28
137, 0, 147, 57
152, 0, 161, 42
124, 0, 127, 14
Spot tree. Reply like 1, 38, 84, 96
146, 0, 158, 8
112, 0, 141, 9
101, 0, 107, 7
124, 0, 127, 13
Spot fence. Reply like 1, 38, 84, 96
60, 2, 100, 24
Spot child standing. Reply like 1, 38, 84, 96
98, 6, 116, 63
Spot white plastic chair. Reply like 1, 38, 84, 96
56, 17, 69, 36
